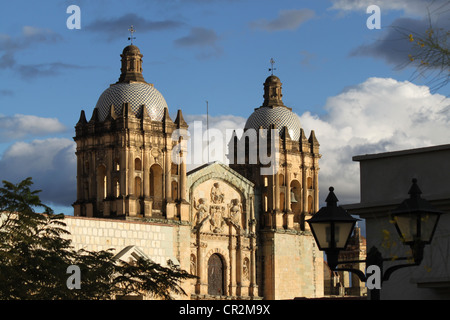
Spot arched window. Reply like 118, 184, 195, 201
307, 177, 313, 189
279, 174, 284, 186
171, 163, 178, 175
135, 158, 142, 171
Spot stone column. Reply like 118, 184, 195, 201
165, 147, 176, 219
313, 165, 319, 212
89, 153, 96, 203
274, 172, 280, 211
285, 168, 294, 229
274, 172, 283, 228
248, 197, 258, 297
76, 152, 82, 200
180, 151, 187, 201
302, 165, 308, 213
229, 238, 236, 296
106, 148, 113, 197
197, 240, 208, 295
143, 151, 150, 198
128, 150, 134, 195
236, 238, 243, 296
143, 150, 152, 216
285, 169, 291, 208
165, 147, 172, 201
249, 236, 257, 297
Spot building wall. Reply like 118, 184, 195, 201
63, 215, 193, 298
347, 144, 450, 300
260, 230, 323, 299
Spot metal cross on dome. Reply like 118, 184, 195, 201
269, 58, 276, 75
128, 25, 136, 44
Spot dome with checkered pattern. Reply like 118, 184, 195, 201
245, 106, 302, 140
94, 44, 168, 122
95, 82, 167, 121
244, 75, 302, 140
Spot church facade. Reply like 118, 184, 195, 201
67, 44, 324, 300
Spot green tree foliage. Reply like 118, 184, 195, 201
0, 177, 196, 300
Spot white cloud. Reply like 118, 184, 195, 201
0, 138, 76, 207
0, 114, 67, 142
250, 9, 315, 32
299, 77, 450, 204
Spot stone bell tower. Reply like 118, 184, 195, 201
72, 44, 190, 221
228, 72, 323, 299
229, 74, 321, 231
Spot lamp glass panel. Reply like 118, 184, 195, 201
395, 213, 416, 243
334, 222, 355, 249
310, 222, 333, 250
420, 213, 440, 243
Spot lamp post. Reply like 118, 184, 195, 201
307, 179, 443, 300
307, 186, 360, 271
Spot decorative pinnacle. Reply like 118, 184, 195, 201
408, 178, 422, 199
325, 186, 339, 207
128, 25, 136, 44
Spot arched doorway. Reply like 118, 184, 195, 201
208, 254, 224, 296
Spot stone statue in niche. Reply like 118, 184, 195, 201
193, 197, 209, 230
242, 258, 250, 281
210, 182, 224, 204
228, 198, 242, 228
209, 205, 225, 233
190, 255, 197, 276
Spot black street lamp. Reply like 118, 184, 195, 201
391, 178, 442, 264
307, 187, 360, 270
307, 179, 444, 300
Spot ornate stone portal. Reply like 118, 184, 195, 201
187, 163, 258, 298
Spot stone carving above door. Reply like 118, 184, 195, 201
192, 182, 244, 234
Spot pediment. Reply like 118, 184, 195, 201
113, 245, 151, 264
187, 162, 255, 235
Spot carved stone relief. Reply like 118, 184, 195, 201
192, 181, 244, 234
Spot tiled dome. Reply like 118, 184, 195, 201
244, 106, 302, 141
95, 82, 168, 121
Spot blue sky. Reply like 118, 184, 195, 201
0, 0, 449, 216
